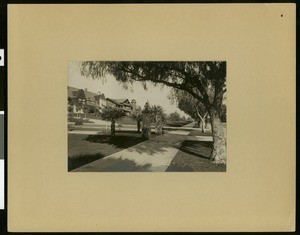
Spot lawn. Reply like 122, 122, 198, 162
166, 141, 226, 172
85, 114, 138, 124
82, 113, 194, 128
166, 131, 226, 172
68, 117, 95, 123
85, 113, 100, 120
117, 116, 137, 125
68, 127, 226, 172
68, 132, 149, 171
188, 129, 212, 136
166, 120, 191, 127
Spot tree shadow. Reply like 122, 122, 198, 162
124, 132, 194, 156
166, 165, 194, 172
72, 157, 153, 172
68, 153, 106, 171
125, 138, 170, 155
83, 134, 169, 156
128, 143, 167, 155
83, 135, 145, 148
179, 140, 213, 160
116, 130, 165, 135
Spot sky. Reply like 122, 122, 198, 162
68, 61, 188, 117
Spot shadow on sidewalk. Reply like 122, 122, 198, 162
126, 140, 169, 155
73, 157, 153, 172
125, 132, 190, 156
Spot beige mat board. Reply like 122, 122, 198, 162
8, 4, 295, 232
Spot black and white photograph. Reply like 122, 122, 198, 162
68, 61, 227, 172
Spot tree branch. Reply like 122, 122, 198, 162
118, 66, 208, 105
162, 65, 211, 106
159, 80, 206, 104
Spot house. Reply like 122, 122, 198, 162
67, 87, 107, 114
131, 99, 141, 112
68, 86, 81, 114
67, 87, 140, 115
81, 88, 98, 107
94, 92, 106, 109
68, 86, 79, 101
106, 98, 133, 113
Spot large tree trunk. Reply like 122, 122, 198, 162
209, 107, 226, 164
111, 119, 116, 137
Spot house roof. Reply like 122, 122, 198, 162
68, 87, 106, 103
106, 98, 132, 107
86, 101, 96, 106
67, 86, 79, 98
82, 90, 98, 101
95, 93, 105, 100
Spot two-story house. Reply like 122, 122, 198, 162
68, 87, 140, 116
106, 98, 133, 113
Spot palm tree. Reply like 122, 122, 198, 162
100, 106, 127, 137
131, 111, 143, 133
150, 105, 167, 123
150, 105, 167, 134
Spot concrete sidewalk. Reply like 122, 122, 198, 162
182, 121, 196, 128
72, 130, 191, 172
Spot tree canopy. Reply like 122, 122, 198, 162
169, 89, 207, 120
130, 110, 143, 133
150, 105, 167, 123
100, 106, 127, 122
80, 61, 226, 111
168, 111, 181, 122
131, 111, 143, 122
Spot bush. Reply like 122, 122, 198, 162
166, 120, 190, 127
75, 120, 83, 125
68, 106, 73, 113
68, 124, 74, 131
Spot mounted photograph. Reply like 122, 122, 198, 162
68, 61, 227, 172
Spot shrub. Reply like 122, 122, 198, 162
68, 117, 94, 124
75, 119, 83, 125
68, 124, 74, 131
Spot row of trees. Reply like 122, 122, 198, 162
167, 111, 189, 122
79, 61, 227, 164
99, 104, 167, 137
169, 89, 226, 132
130, 104, 167, 133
